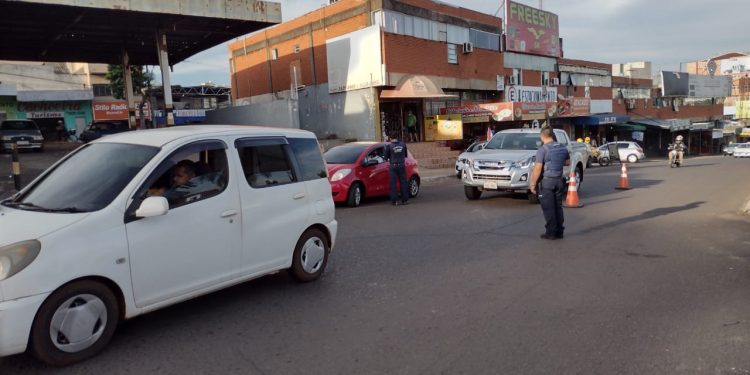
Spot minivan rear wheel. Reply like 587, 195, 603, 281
289, 228, 330, 282
30, 280, 119, 366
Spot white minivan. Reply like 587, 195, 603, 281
0, 125, 337, 365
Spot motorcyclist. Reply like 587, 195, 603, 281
668, 135, 686, 166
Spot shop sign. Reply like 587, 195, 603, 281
93, 100, 151, 120
514, 102, 557, 120
424, 114, 463, 141
27, 111, 64, 119
553, 98, 590, 117
712, 129, 724, 139
506, 85, 557, 103
504, 0, 561, 58
442, 102, 515, 123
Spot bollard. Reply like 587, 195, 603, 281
11, 144, 21, 191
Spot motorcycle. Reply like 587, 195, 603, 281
667, 144, 683, 168
593, 146, 611, 166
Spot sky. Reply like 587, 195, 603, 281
165, 0, 750, 86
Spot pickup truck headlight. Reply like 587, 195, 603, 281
0, 240, 41, 281
512, 157, 534, 169
330, 168, 352, 182
32, 135, 44, 141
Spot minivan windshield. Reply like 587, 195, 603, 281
1, 120, 38, 131
2, 143, 159, 213
485, 133, 541, 150
324, 145, 368, 164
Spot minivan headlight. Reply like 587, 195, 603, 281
0, 240, 41, 281
330, 169, 352, 182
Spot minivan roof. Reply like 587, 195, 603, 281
92, 125, 317, 147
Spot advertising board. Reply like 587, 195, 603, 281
505, 0, 561, 58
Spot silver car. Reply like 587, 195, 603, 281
600, 141, 645, 163
455, 141, 487, 178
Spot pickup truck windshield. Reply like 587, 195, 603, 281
485, 133, 542, 151
2, 143, 159, 213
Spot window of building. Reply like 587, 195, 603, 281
271, 48, 279, 60
470, 29, 500, 51
542, 72, 550, 86
447, 44, 458, 64
93, 84, 113, 97
447, 24, 470, 45
511, 69, 522, 85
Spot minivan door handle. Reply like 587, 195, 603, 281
293, 193, 306, 200
220, 210, 238, 218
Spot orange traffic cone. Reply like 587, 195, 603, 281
563, 170, 583, 208
616, 163, 631, 190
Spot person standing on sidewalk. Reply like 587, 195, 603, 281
529, 127, 570, 240
384, 133, 409, 206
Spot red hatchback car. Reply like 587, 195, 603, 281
324, 142, 420, 207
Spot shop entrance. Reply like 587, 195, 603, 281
379, 101, 423, 142
33, 117, 65, 141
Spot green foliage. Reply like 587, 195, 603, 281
105, 65, 153, 99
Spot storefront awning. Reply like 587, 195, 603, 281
380, 75, 458, 99
614, 124, 646, 131
573, 113, 629, 126
629, 118, 671, 130
17, 90, 93, 102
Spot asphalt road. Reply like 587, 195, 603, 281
2, 155, 750, 374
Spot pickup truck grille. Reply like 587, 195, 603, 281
474, 174, 511, 181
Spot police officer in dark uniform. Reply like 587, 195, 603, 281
384, 133, 409, 206
529, 127, 570, 240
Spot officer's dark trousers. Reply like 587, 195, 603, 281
539, 177, 565, 236
389, 163, 408, 203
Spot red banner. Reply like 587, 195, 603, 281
93, 101, 151, 121
505, 0, 561, 58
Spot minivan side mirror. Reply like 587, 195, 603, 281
135, 196, 169, 218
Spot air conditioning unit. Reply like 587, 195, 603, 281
550, 78, 560, 86
462, 42, 474, 54
508, 76, 518, 85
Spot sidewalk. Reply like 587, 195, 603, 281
421, 167, 457, 183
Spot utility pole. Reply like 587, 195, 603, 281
539, 0, 543, 9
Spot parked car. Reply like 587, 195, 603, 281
723, 143, 740, 156
0, 119, 44, 152
455, 141, 487, 178
324, 142, 420, 207
461, 128, 590, 203
79, 120, 132, 143
600, 141, 646, 163
0, 125, 337, 365
733, 143, 750, 158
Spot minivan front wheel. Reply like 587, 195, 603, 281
289, 228, 330, 282
30, 280, 119, 366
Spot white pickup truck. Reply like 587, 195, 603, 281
461, 128, 590, 203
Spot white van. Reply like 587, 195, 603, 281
0, 125, 337, 365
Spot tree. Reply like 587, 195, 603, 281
106, 65, 155, 128
105, 64, 152, 100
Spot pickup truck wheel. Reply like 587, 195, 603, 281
576, 165, 584, 191
464, 186, 482, 200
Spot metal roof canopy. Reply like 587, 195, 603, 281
0, 0, 281, 65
